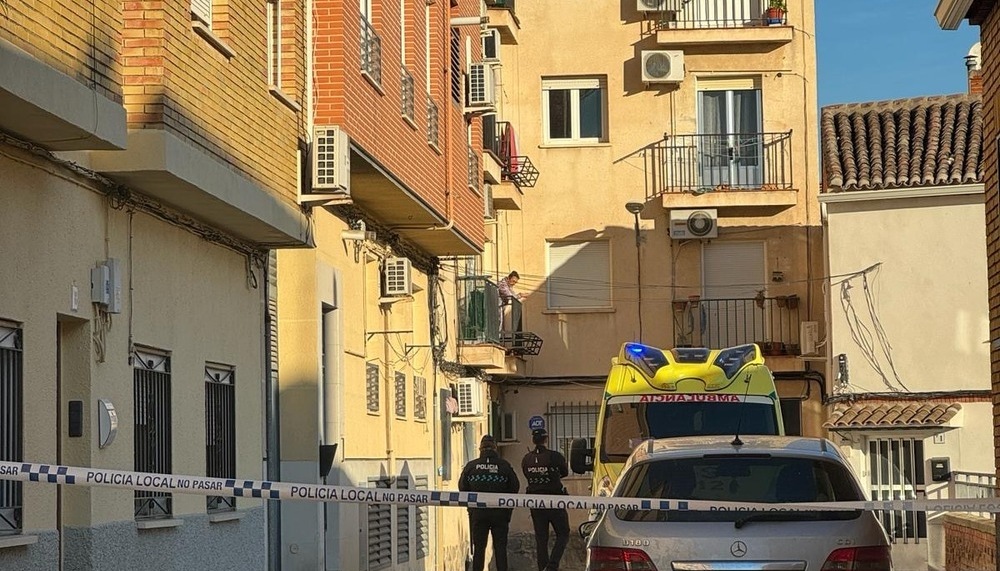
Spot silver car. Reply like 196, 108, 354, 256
583, 435, 892, 571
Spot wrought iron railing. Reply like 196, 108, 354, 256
360, 15, 382, 85
426, 96, 439, 147
0, 325, 22, 536
648, 132, 792, 196
485, 0, 515, 11
672, 296, 802, 354
483, 114, 502, 158
400, 67, 414, 121
458, 276, 542, 356
482, 119, 540, 188
205, 366, 236, 513
951, 471, 997, 519
654, 0, 784, 30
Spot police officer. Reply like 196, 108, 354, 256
458, 434, 520, 571
521, 428, 570, 571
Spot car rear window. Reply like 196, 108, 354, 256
614, 455, 864, 523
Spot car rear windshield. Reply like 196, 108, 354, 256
614, 455, 864, 523
601, 402, 779, 460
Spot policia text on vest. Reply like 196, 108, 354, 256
459, 434, 520, 571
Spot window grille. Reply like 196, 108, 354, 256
467, 145, 479, 192
414, 376, 426, 420
366, 363, 380, 413
869, 437, 927, 542
396, 476, 411, 564
394, 371, 406, 418
427, 97, 439, 147
449, 29, 461, 103
134, 348, 173, 519
401, 67, 415, 121
0, 323, 22, 536
367, 477, 392, 570
415, 475, 429, 559
360, 15, 382, 85
547, 402, 600, 465
205, 364, 236, 512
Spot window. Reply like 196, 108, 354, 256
134, 347, 172, 519
205, 364, 235, 513
360, 6, 382, 85
702, 241, 766, 347
192, 0, 213, 27
394, 371, 406, 418
414, 376, 426, 420
367, 477, 392, 570
547, 402, 599, 466
366, 362, 380, 413
868, 437, 927, 541
0, 322, 22, 536
542, 77, 607, 144
450, 29, 461, 104
396, 476, 411, 564
414, 476, 429, 559
546, 240, 611, 309
697, 80, 763, 189
427, 98, 440, 147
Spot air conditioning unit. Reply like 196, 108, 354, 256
482, 28, 501, 61
641, 50, 685, 84
382, 257, 412, 297
465, 63, 497, 112
800, 321, 820, 356
669, 209, 718, 239
483, 183, 496, 220
499, 411, 517, 441
310, 125, 351, 194
637, 0, 682, 12
454, 379, 483, 417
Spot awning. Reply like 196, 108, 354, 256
824, 401, 962, 430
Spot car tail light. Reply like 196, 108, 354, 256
587, 547, 658, 571
821, 545, 892, 571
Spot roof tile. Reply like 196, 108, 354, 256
824, 401, 962, 429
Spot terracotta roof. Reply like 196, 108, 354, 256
824, 401, 962, 429
821, 94, 983, 191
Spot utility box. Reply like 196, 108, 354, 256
930, 457, 951, 482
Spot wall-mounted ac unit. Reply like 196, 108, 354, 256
669, 208, 718, 239
382, 257, 412, 297
309, 125, 351, 196
641, 50, 685, 84
499, 411, 517, 441
637, 0, 683, 12
482, 28, 501, 61
800, 321, 820, 356
465, 63, 497, 113
455, 379, 483, 417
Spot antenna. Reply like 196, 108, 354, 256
731, 368, 754, 447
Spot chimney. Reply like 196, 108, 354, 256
967, 43, 983, 95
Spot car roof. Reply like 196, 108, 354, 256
624, 435, 846, 468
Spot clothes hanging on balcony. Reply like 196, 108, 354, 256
500, 123, 521, 174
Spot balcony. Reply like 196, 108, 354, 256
458, 276, 542, 371
647, 132, 797, 211
483, 116, 539, 190
485, 0, 520, 44
653, 0, 793, 49
671, 296, 803, 356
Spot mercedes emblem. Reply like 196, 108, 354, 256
730, 540, 748, 558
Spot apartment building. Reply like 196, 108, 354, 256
0, 0, 310, 569
274, 0, 502, 569
472, 0, 822, 563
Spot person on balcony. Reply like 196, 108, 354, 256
498, 271, 525, 333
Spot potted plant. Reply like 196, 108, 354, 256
765, 0, 786, 24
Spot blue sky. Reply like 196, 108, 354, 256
817, 0, 980, 107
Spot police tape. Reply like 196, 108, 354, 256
2, 461, 999, 514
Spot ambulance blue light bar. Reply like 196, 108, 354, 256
622, 343, 669, 378
712, 344, 759, 378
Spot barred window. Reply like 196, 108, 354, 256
205, 364, 235, 513
414, 376, 426, 420
394, 372, 406, 418
134, 347, 173, 519
366, 362, 380, 413
0, 322, 23, 536
548, 402, 599, 467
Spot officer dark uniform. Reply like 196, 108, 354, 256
521, 428, 570, 571
458, 434, 520, 571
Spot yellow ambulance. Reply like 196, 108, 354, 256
570, 342, 784, 499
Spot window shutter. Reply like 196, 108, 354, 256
547, 240, 611, 309
702, 241, 765, 299
191, 0, 212, 25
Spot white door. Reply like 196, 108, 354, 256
701, 241, 766, 347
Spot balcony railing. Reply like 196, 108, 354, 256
458, 276, 542, 356
950, 471, 998, 520
400, 67, 414, 121
360, 15, 382, 85
649, 132, 792, 196
482, 117, 540, 188
671, 296, 802, 354
655, 0, 784, 30
485, 0, 515, 11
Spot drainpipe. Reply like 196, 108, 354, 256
383, 305, 395, 473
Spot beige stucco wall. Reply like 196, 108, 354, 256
0, 145, 264, 531
825, 191, 990, 396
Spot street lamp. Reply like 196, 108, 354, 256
625, 202, 645, 343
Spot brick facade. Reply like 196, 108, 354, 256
944, 515, 997, 570
313, 0, 486, 249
